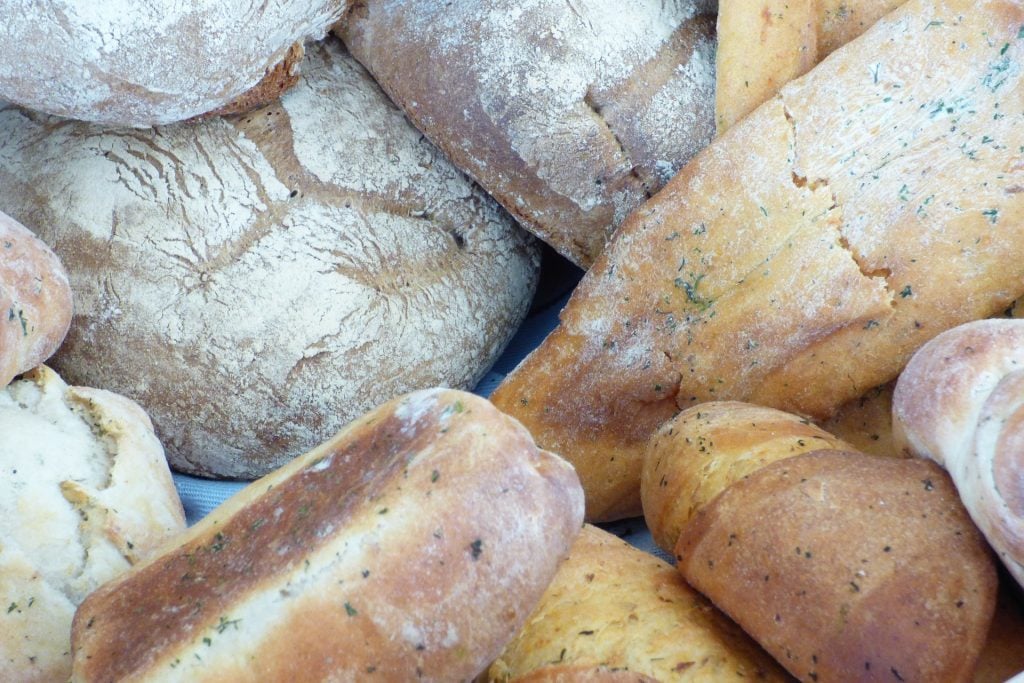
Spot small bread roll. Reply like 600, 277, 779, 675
641, 401, 854, 552
0, 38, 539, 479
340, 0, 716, 267
0, 366, 185, 683
0, 1, 350, 125
676, 450, 997, 683
487, 524, 788, 682
71, 389, 584, 682
0, 211, 71, 388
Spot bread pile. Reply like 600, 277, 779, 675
1, 0, 1024, 680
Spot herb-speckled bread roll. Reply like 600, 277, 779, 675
340, 0, 716, 268
70, 389, 584, 682
0, 38, 539, 479
0, 366, 185, 683
0, 211, 71, 388
0, 1, 350, 126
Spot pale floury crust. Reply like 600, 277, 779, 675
0, 366, 185, 683
340, 0, 716, 268
70, 389, 584, 682
0, 211, 71, 387
0, 38, 539, 479
0, 1, 349, 126
893, 319, 1024, 590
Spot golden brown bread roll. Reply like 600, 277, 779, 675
70, 389, 584, 682
487, 524, 789, 682
0, 211, 71, 388
818, 382, 900, 459
492, 0, 1024, 521
675, 450, 997, 683
893, 319, 1024, 590
641, 401, 854, 552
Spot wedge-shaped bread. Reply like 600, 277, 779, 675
492, 0, 1024, 520
487, 524, 788, 682
676, 450, 996, 683
71, 389, 584, 682
0, 366, 185, 683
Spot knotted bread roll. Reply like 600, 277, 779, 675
893, 319, 1024, 590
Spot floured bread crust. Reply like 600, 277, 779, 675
0, 211, 71, 388
487, 524, 788, 682
0, 1, 348, 126
0, 366, 185, 683
71, 389, 584, 682
0, 38, 539, 479
340, 0, 716, 268
493, 0, 1024, 520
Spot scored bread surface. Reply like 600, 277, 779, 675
0, 38, 539, 479
71, 389, 585, 682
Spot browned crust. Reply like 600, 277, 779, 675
202, 43, 306, 120
676, 450, 997, 683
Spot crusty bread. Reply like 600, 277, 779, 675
492, 0, 1024, 520
339, 0, 716, 268
487, 524, 788, 683
716, 0, 905, 133
676, 450, 997, 683
0, 1, 348, 126
641, 401, 854, 552
71, 389, 584, 682
975, 581, 1024, 683
893, 319, 1024, 590
0, 211, 71, 389
0, 366, 185, 683
818, 382, 900, 459
0, 38, 539, 479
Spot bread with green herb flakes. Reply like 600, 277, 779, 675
339, 0, 716, 268
0, 211, 71, 389
492, 0, 1024, 521
0, 37, 539, 480
487, 524, 788, 683
0, 366, 185, 683
70, 389, 584, 682
675, 450, 997, 683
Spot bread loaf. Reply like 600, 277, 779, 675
0, 211, 71, 388
492, 0, 1024, 520
0, 38, 540, 479
339, 0, 716, 268
641, 401, 854, 552
676, 450, 997, 683
893, 319, 1024, 590
0, 366, 185, 683
0, 1, 349, 126
70, 389, 584, 682
715, 0, 905, 132
487, 524, 788, 682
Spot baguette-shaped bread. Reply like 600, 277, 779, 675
0, 211, 71, 387
893, 319, 1024, 589
487, 524, 789, 682
492, 0, 1024, 520
71, 389, 584, 682
1, 366, 185, 683
715, 0, 905, 132
676, 450, 997, 683
641, 402, 854, 552
340, 0, 716, 268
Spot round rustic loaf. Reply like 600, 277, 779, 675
0, 38, 539, 479
0, 1, 348, 126
339, 0, 717, 267
0, 210, 72, 387
0, 366, 185, 683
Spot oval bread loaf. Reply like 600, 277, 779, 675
0, 211, 71, 388
0, 1, 349, 126
70, 389, 585, 682
340, 0, 716, 268
0, 38, 539, 479
0, 366, 185, 683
